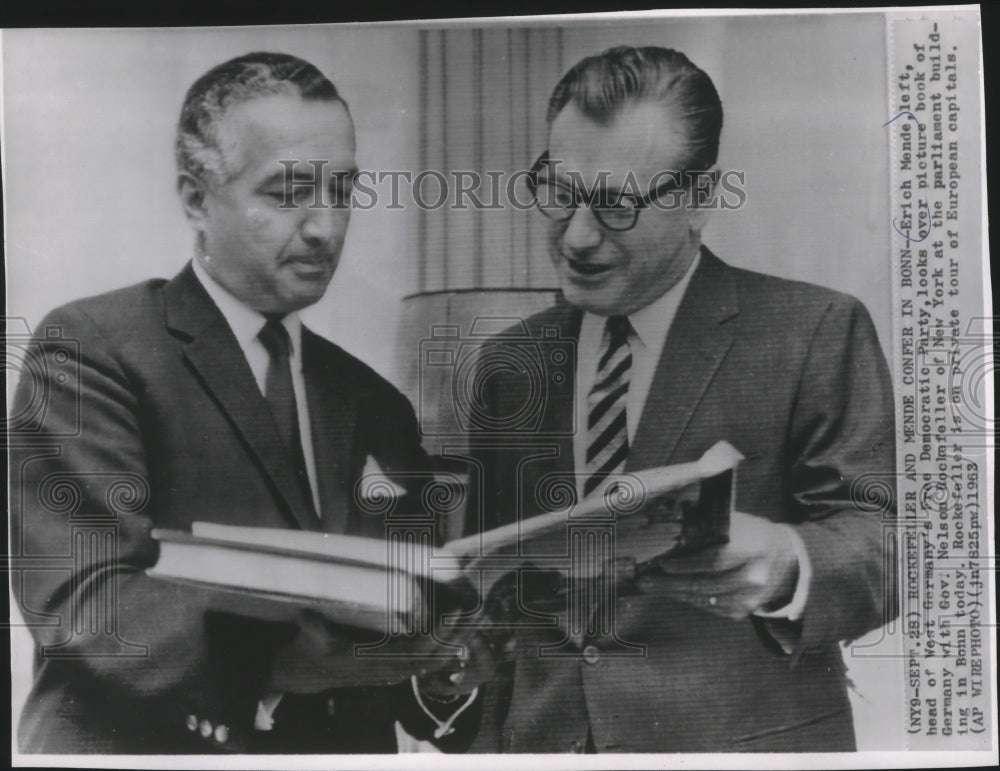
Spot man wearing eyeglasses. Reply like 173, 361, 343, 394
454, 46, 896, 753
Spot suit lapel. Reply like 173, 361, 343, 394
628, 249, 739, 470
164, 264, 319, 531
519, 304, 580, 516
301, 330, 358, 534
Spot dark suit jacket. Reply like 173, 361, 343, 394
10, 263, 434, 754
463, 249, 897, 752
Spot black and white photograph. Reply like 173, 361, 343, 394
3, 6, 994, 767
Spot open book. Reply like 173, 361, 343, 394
149, 441, 742, 632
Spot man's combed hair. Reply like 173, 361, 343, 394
546, 46, 723, 171
176, 51, 345, 186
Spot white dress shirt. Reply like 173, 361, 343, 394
570, 250, 810, 621
191, 258, 321, 513
192, 258, 326, 731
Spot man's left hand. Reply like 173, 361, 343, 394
639, 511, 801, 620
416, 627, 502, 701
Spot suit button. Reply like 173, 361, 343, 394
199, 719, 213, 739
569, 739, 584, 752
214, 724, 229, 744
582, 645, 600, 665
326, 697, 336, 717
186, 714, 198, 732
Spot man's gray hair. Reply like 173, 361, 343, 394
547, 46, 723, 171
175, 51, 347, 187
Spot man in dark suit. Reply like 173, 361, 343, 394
10, 52, 471, 754
456, 46, 897, 752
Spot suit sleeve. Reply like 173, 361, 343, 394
784, 296, 898, 651
10, 305, 285, 752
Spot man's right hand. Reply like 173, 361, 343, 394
415, 626, 505, 700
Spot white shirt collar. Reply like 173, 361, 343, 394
190, 257, 302, 357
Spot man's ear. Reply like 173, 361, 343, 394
177, 172, 209, 230
688, 164, 719, 235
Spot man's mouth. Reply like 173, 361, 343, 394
285, 255, 333, 269
284, 256, 335, 280
566, 257, 613, 276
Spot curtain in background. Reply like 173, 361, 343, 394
417, 27, 564, 292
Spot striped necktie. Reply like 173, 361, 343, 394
584, 315, 632, 497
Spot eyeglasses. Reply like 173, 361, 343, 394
526, 151, 693, 232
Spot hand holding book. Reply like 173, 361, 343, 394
148, 441, 744, 691
413, 625, 503, 700
637, 509, 803, 620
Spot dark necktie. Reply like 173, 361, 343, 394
584, 315, 632, 497
258, 316, 315, 516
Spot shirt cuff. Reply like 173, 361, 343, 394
753, 524, 812, 622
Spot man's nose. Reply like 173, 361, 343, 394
560, 205, 604, 254
300, 199, 346, 245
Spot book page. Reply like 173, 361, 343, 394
189, 521, 419, 568
444, 439, 741, 559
